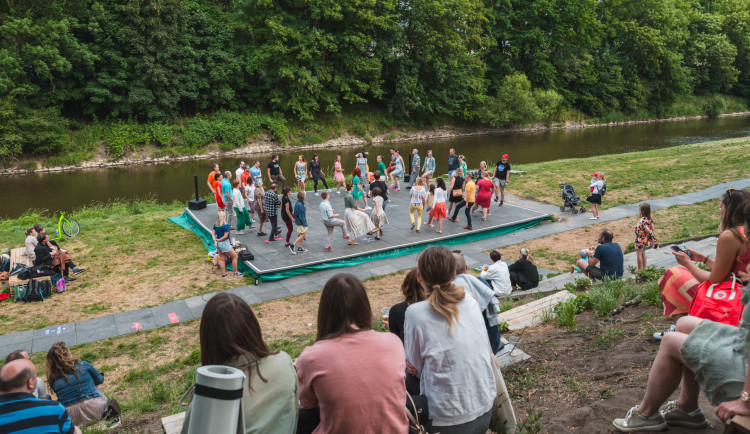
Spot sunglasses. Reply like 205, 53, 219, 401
727, 188, 737, 197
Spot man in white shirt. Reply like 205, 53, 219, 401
318, 191, 351, 251
235, 161, 246, 180
480, 250, 512, 296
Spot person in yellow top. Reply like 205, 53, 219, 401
447, 172, 476, 230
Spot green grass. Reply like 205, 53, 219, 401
512, 136, 750, 208
552, 267, 665, 330
0, 197, 246, 334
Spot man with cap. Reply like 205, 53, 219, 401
493, 154, 511, 206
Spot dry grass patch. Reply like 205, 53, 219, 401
490, 198, 722, 271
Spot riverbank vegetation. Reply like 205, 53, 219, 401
3, 0, 750, 164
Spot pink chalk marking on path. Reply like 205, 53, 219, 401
168, 313, 179, 324
130, 322, 143, 331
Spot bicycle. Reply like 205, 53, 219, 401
50, 209, 80, 240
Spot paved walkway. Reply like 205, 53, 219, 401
2, 178, 749, 358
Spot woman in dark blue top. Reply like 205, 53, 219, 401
46, 342, 116, 426
291, 192, 308, 254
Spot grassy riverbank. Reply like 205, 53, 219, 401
0, 199, 246, 334
2, 95, 748, 172
510, 136, 750, 209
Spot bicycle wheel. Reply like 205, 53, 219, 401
62, 218, 80, 237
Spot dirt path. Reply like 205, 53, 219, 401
510, 304, 723, 433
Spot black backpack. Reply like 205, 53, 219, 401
23, 279, 44, 302
238, 250, 255, 261
599, 182, 607, 196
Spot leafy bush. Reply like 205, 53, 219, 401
102, 121, 151, 160
0, 101, 68, 160
703, 95, 726, 117
634, 266, 666, 283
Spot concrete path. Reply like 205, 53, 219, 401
2, 178, 748, 358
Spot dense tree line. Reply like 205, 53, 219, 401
1, 0, 749, 159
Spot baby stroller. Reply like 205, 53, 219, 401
559, 184, 586, 214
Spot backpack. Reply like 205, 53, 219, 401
688, 273, 745, 326
599, 182, 607, 196
238, 250, 255, 261
23, 279, 44, 302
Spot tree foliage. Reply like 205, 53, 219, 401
1, 0, 749, 159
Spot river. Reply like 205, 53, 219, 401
2, 116, 749, 219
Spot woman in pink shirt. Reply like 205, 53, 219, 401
296, 274, 408, 434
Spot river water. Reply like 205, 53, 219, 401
2, 116, 749, 219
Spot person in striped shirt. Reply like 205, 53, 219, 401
0, 359, 80, 434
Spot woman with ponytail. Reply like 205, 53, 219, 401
404, 246, 496, 433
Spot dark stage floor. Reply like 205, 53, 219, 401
186, 189, 550, 278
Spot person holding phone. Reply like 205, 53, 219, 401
655, 189, 750, 340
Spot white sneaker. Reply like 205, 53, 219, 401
314, 192, 320, 196
653, 324, 676, 340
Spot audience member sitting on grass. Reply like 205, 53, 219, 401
46, 342, 120, 427
212, 210, 241, 278
5, 350, 49, 399
24, 227, 37, 258
33, 233, 79, 283
405, 246, 496, 434
508, 247, 540, 290
0, 358, 81, 434
181, 293, 298, 434
574, 230, 624, 281
613, 244, 750, 433
296, 273, 407, 434
453, 251, 503, 354
480, 250, 512, 296
656, 189, 750, 340
33, 224, 85, 277
388, 269, 426, 395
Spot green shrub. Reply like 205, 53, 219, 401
634, 266, 666, 283
703, 95, 726, 118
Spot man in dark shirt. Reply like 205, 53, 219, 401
33, 230, 83, 282
447, 148, 459, 178
266, 154, 286, 189
33, 233, 53, 268
263, 183, 282, 242
0, 359, 80, 434
576, 229, 624, 280
493, 153, 511, 206
369, 171, 389, 210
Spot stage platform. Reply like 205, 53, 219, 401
180, 189, 551, 282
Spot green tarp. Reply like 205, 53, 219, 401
170, 210, 547, 282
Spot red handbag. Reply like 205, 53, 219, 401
688, 273, 745, 326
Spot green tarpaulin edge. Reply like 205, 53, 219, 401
170, 210, 547, 282
168, 211, 252, 274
